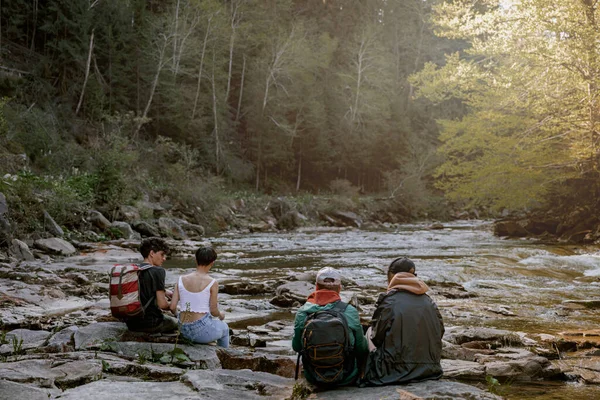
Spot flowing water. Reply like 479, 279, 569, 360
164, 220, 600, 399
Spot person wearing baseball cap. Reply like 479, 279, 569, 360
292, 267, 368, 387
360, 257, 444, 386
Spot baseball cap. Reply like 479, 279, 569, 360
316, 267, 342, 286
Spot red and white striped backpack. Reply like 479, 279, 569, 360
109, 264, 154, 319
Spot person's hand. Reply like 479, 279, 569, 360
218, 311, 225, 320
165, 289, 173, 300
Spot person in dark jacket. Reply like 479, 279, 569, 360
361, 257, 444, 386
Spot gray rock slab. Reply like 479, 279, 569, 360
45, 326, 78, 353
33, 238, 76, 256
275, 281, 314, 300
101, 358, 184, 381
74, 322, 128, 350
9, 239, 35, 261
43, 211, 64, 237
111, 221, 141, 240
0, 359, 63, 387
182, 369, 293, 399
0, 329, 52, 355
53, 380, 198, 400
441, 359, 486, 379
88, 210, 111, 230
113, 342, 220, 369
444, 326, 520, 345
52, 359, 103, 388
0, 379, 53, 400
309, 379, 501, 399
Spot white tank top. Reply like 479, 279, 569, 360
178, 276, 215, 313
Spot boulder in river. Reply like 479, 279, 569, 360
33, 237, 77, 256
87, 210, 111, 230
9, 239, 35, 261
43, 210, 63, 237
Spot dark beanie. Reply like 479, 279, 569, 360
388, 257, 416, 275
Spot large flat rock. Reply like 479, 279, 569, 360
114, 342, 220, 369
182, 369, 293, 399
0, 359, 102, 389
309, 379, 501, 399
0, 329, 52, 355
74, 322, 128, 350
0, 379, 54, 400
53, 380, 198, 400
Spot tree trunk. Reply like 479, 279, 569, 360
172, 0, 180, 73
211, 50, 220, 175
135, 34, 169, 137
75, 29, 95, 116
235, 54, 246, 121
192, 17, 212, 120
225, 1, 239, 104
296, 153, 302, 192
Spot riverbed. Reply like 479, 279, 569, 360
164, 220, 600, 399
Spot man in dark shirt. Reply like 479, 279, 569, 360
126, 237, 178, 333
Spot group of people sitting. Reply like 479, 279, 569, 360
121, 237, 444, 388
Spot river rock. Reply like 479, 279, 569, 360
557, 357, 600, 383
9, 239, 35, 261
222, 280, 270, 295
100, 356, 185, 381
87, 210, 111, 230
0, 380, 52, 400
132, 221, 161, 237
441, 359, 486, 379
118, 205, 141, 222
562, 300, 600, 309
493, 220, 529, 237
58, 380, 197, 400
329, 210, 362, 228
0, 358, 100, 388
43, 210, 63, 237
217, 348, 295, 377
43, 326, 78, 353
113, 342, 220, 369
182, 368, 293, 399
111, 221, 141, 240
74, 322, 128, 350
158, 217, 187, 240
0, 329, 52, 355
275, 281, 313, 300
33, 238, 77, 256
444, 327, 522, 346
230, 331, 267, 348
301, 379, 501, 399
174, 218, 205, 238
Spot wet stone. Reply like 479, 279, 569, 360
217, 348, 296, 378
0, 329, 52, 355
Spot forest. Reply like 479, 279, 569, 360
1, 0, 599, 235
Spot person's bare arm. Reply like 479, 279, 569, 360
209, 281, 224, 319
169, 284, 179, 314
156, 290, 170, 310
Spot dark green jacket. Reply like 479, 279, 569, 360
362, 289, 444, 386
293, 300, 369, 386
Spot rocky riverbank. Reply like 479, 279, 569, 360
2, 235, 600, 399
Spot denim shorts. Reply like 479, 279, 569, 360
179, 313, 229, 348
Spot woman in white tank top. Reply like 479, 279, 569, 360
169, 246, 229, 347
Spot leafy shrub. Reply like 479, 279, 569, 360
328, 179, 359, 197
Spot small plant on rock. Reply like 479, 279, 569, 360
11, 336, 24, 361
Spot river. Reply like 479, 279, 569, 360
164, 220, 600, 399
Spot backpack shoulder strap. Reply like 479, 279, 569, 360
331, 301, 348, 313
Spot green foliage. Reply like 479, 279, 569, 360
411, 0, 600, 211
11, 336, 24, 361
99, 338, 118, 353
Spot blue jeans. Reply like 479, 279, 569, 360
179, 313, 230, 348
